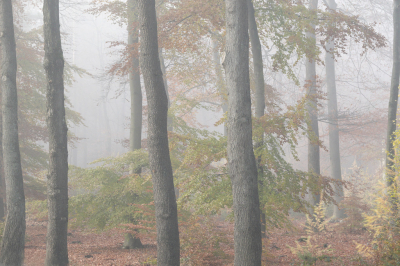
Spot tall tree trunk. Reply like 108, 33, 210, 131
128, 0, 142, 152
212, 38, 228, 136
159, 49, 173, 132
138, 1, 180, 265
0, 1, 26, 265
224, 0, 262, 264
0, 111, 5, 221
43, 0, 69, 264
248, 0, 267, 237
306, 0, 320, 206
386, 0, 400, 210
325, 0, 344, 219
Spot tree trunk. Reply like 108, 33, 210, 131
138, 1, 180, 265
0, 111, 5, 221
386, 0, 400, 210
224, 0, 262, 264
248, 0, 267, 237
43, 0, 69, 264
102, 98, 112, 156
159, 49, 173, 132
0, 1, 26, 265
325, 0, 344, 219
306, 0, 320, 206
211, 38, 228, 136
128, 0, 142, 152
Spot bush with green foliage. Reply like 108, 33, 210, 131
172, 96, 339, 229
68, 150, 154, 233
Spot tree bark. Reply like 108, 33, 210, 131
138, 1, 180, 265
224, 0, 262, 264
0, 1, 26, 265
248, 0, 267, 237
0, 111, 5, 221
306, 0, 320, 206
386, 0, 400, 210
128, 0, 142, 152
43, 0, 69, 264
159, 49, 173, 132
325, 0, 344, 219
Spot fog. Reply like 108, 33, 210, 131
40, 0, 393, 176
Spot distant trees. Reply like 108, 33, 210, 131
324, 0, 345, 219
224, 0, 262, 264
128, 0, 142, 155
43, 0, 69, 264
305, 0, 321, 207
0, 0, 26, 265
138, 0, 180, 265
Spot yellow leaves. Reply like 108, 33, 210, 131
354, 241, 374, 259
305, 202, 328, 235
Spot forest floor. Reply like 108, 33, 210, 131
24, 217, 373, 266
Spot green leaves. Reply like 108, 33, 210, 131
69, 150, 154, 231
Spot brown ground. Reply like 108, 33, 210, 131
24, 218, 372, 266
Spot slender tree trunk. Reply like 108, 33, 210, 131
0, 1, 26, 265
325, 0, 344, 219
306, 0, 320, 206
248, 0, 267, 237
126, 1, 143, 244
43, 0, 69, 264
211, 38, 228, 136
102, 97, 112, 156
224, 0, 261, 264
138, 1, 180, 265
128, 0, 142, 152
386, 0, 400, 210
159, 49, 173, 132
0, 111, 5, 220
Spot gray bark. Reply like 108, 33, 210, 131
0, 111, 5, 220
128, 0, 142, 152
306, 0, 320, 206
211, 38, 228, 136
138, 0, 180, 265
386, 0, 400, 209
159, 49, 173, 132
0, 0, 26, 265
325, 0, 344, 219
224, 0, 262, 264
248, 0, 267, 237
43, 0, 69, 264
